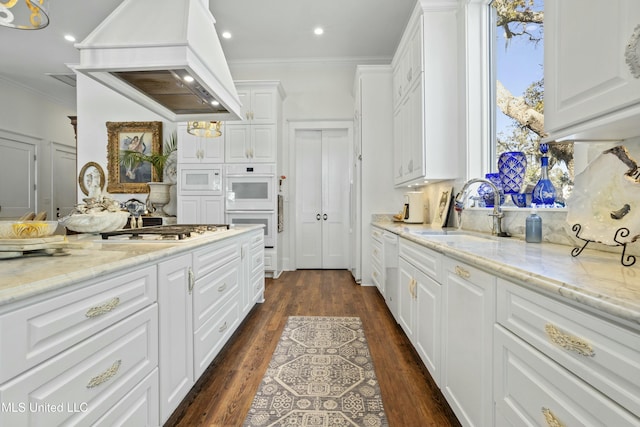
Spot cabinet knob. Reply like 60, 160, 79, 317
323, 213, 328, 220
316, 213, 321, 221
188, 267, 195, 294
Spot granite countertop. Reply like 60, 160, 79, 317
373, 221, 640, 330
0, 225, 262, 308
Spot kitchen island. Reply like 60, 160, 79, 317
372, 221, 640, 427
0, 225, 265, 426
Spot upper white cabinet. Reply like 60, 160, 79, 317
177, 122, 224, 164
392, 4, 460, 186
545, 0, 640, 142
225, 81, 285, 163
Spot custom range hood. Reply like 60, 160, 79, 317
74, 0, 241, 122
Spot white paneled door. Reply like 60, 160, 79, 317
295, 128, 350, 269
0, 135, 36, 218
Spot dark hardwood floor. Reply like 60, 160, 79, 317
166, 269, 460, 427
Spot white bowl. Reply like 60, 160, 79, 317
0, 221, 59, 239
59, 211, 130, 234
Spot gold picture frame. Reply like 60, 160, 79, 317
106, 121, 162, 193
78, 161, 105, 197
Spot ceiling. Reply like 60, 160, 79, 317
0, 0, 415, 109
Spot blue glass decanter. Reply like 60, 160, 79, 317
532, 143, 556, 207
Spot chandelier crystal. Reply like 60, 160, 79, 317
0, 0, 50, 30
187, 121, 222, 138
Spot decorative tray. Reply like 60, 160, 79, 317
0, 235, 68, 259
566, 145, 640, 247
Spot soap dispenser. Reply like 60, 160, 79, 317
525, 204, 542, 243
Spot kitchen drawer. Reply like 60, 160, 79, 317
250, 231, 264, 249
251, 273, 265, 304
494, 325, 639, 426
0, 265, 157, 383
193, 260, 240, 331
250, 247, 264, 278
193, 296, 240, 377
93, 369, 159, 427
264, 252, 274, 271
371, 262, 383, 289
192, 238, 240, 277
0, 304, 158, 426
399, 238, 441, 280
497, 279, 640, 417
371, 227, 384, 243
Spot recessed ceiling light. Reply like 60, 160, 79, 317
314, 27, 324, 36
64, 34, 76, 42
183, 75, 194, 83
211, 100, 220, 106
222, 31, 232, 39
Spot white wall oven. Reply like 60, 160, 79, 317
226, 211, 275, 247
225, 164, 276, 211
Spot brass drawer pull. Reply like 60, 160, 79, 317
219, 321, 228, 333
545, 324, 595, 357
87, 359, 121, 389
85, 297, 120, 318
541, 407, 565, 427
218, 283, 227, 292
455, 265, 471, 279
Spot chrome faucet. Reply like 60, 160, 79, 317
454, 178, 510, 237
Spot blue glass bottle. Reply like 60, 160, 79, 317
532, 144, 556, 207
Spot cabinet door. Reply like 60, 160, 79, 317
177, 195, 200, 224
177, 123, 224, 163
224, 125, 250, 162
250, 88, 277, 124
158, 253, 194, 423
397, 258, 416, 342
393, 107, 404, 185
414, 268, 441, 386
442, 260, 496, 427
251, 125, 277, 162
201, 196, 224, 224
406, 79, 424, 182
545, 0, 640, 133
236, 89, 251, 122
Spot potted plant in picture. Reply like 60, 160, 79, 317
120, 131, 177, 215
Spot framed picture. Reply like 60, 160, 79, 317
106, 121, 162, 193
78, 161, 105, 197
435, 187, 453, 228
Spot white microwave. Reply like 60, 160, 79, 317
225, 164, 276, 211
179, 165, 223, 194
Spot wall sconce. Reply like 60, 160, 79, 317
0, 0, 50, 30
187, 121, 222, 138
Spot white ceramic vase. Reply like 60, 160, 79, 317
147, 182, 172, 216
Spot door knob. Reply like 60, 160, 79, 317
323, 214, 328, 220
316, 214, 321, 220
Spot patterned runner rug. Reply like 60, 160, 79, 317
243, 316, 389, 427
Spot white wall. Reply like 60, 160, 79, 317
75, 73, 177, 203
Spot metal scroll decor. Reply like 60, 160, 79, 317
570, 224, 637, 267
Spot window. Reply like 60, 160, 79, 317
491, 0, 573, 205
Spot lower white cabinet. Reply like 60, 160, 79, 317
441, 258, 496, 427
177, 195, 224, 225
0, 305, 158, 426
398, 238, 442, 384
158, 230, 264, 423
158, 253, 194, 423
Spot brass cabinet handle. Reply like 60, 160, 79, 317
87, 360, 121, 389
219, 321, 228, 333
218, 283, 227, 293
85, 297, 120, 318
188, 267, 195, 294
454, 265, 471, 279
541, 407, 565, 427
544, 324, 595, 357
373, 249, 378, 256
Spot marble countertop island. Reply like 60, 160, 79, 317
373, 222, 640, 330
0, 225, 262, 308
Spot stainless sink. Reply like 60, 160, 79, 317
408, 229, 498, 243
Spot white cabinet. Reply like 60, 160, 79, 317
441, 258, 496, 427
391, 5, 460, 186
177, 122, 224, 163
224, 81, 284, 163
398, 238, 442, 384
370, 228, 384, 295
545, 0, 640, 142
495, 278, 640, 423
158, 252, 194, 423
224, 124, 277, 163
177, 195, 224, 225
